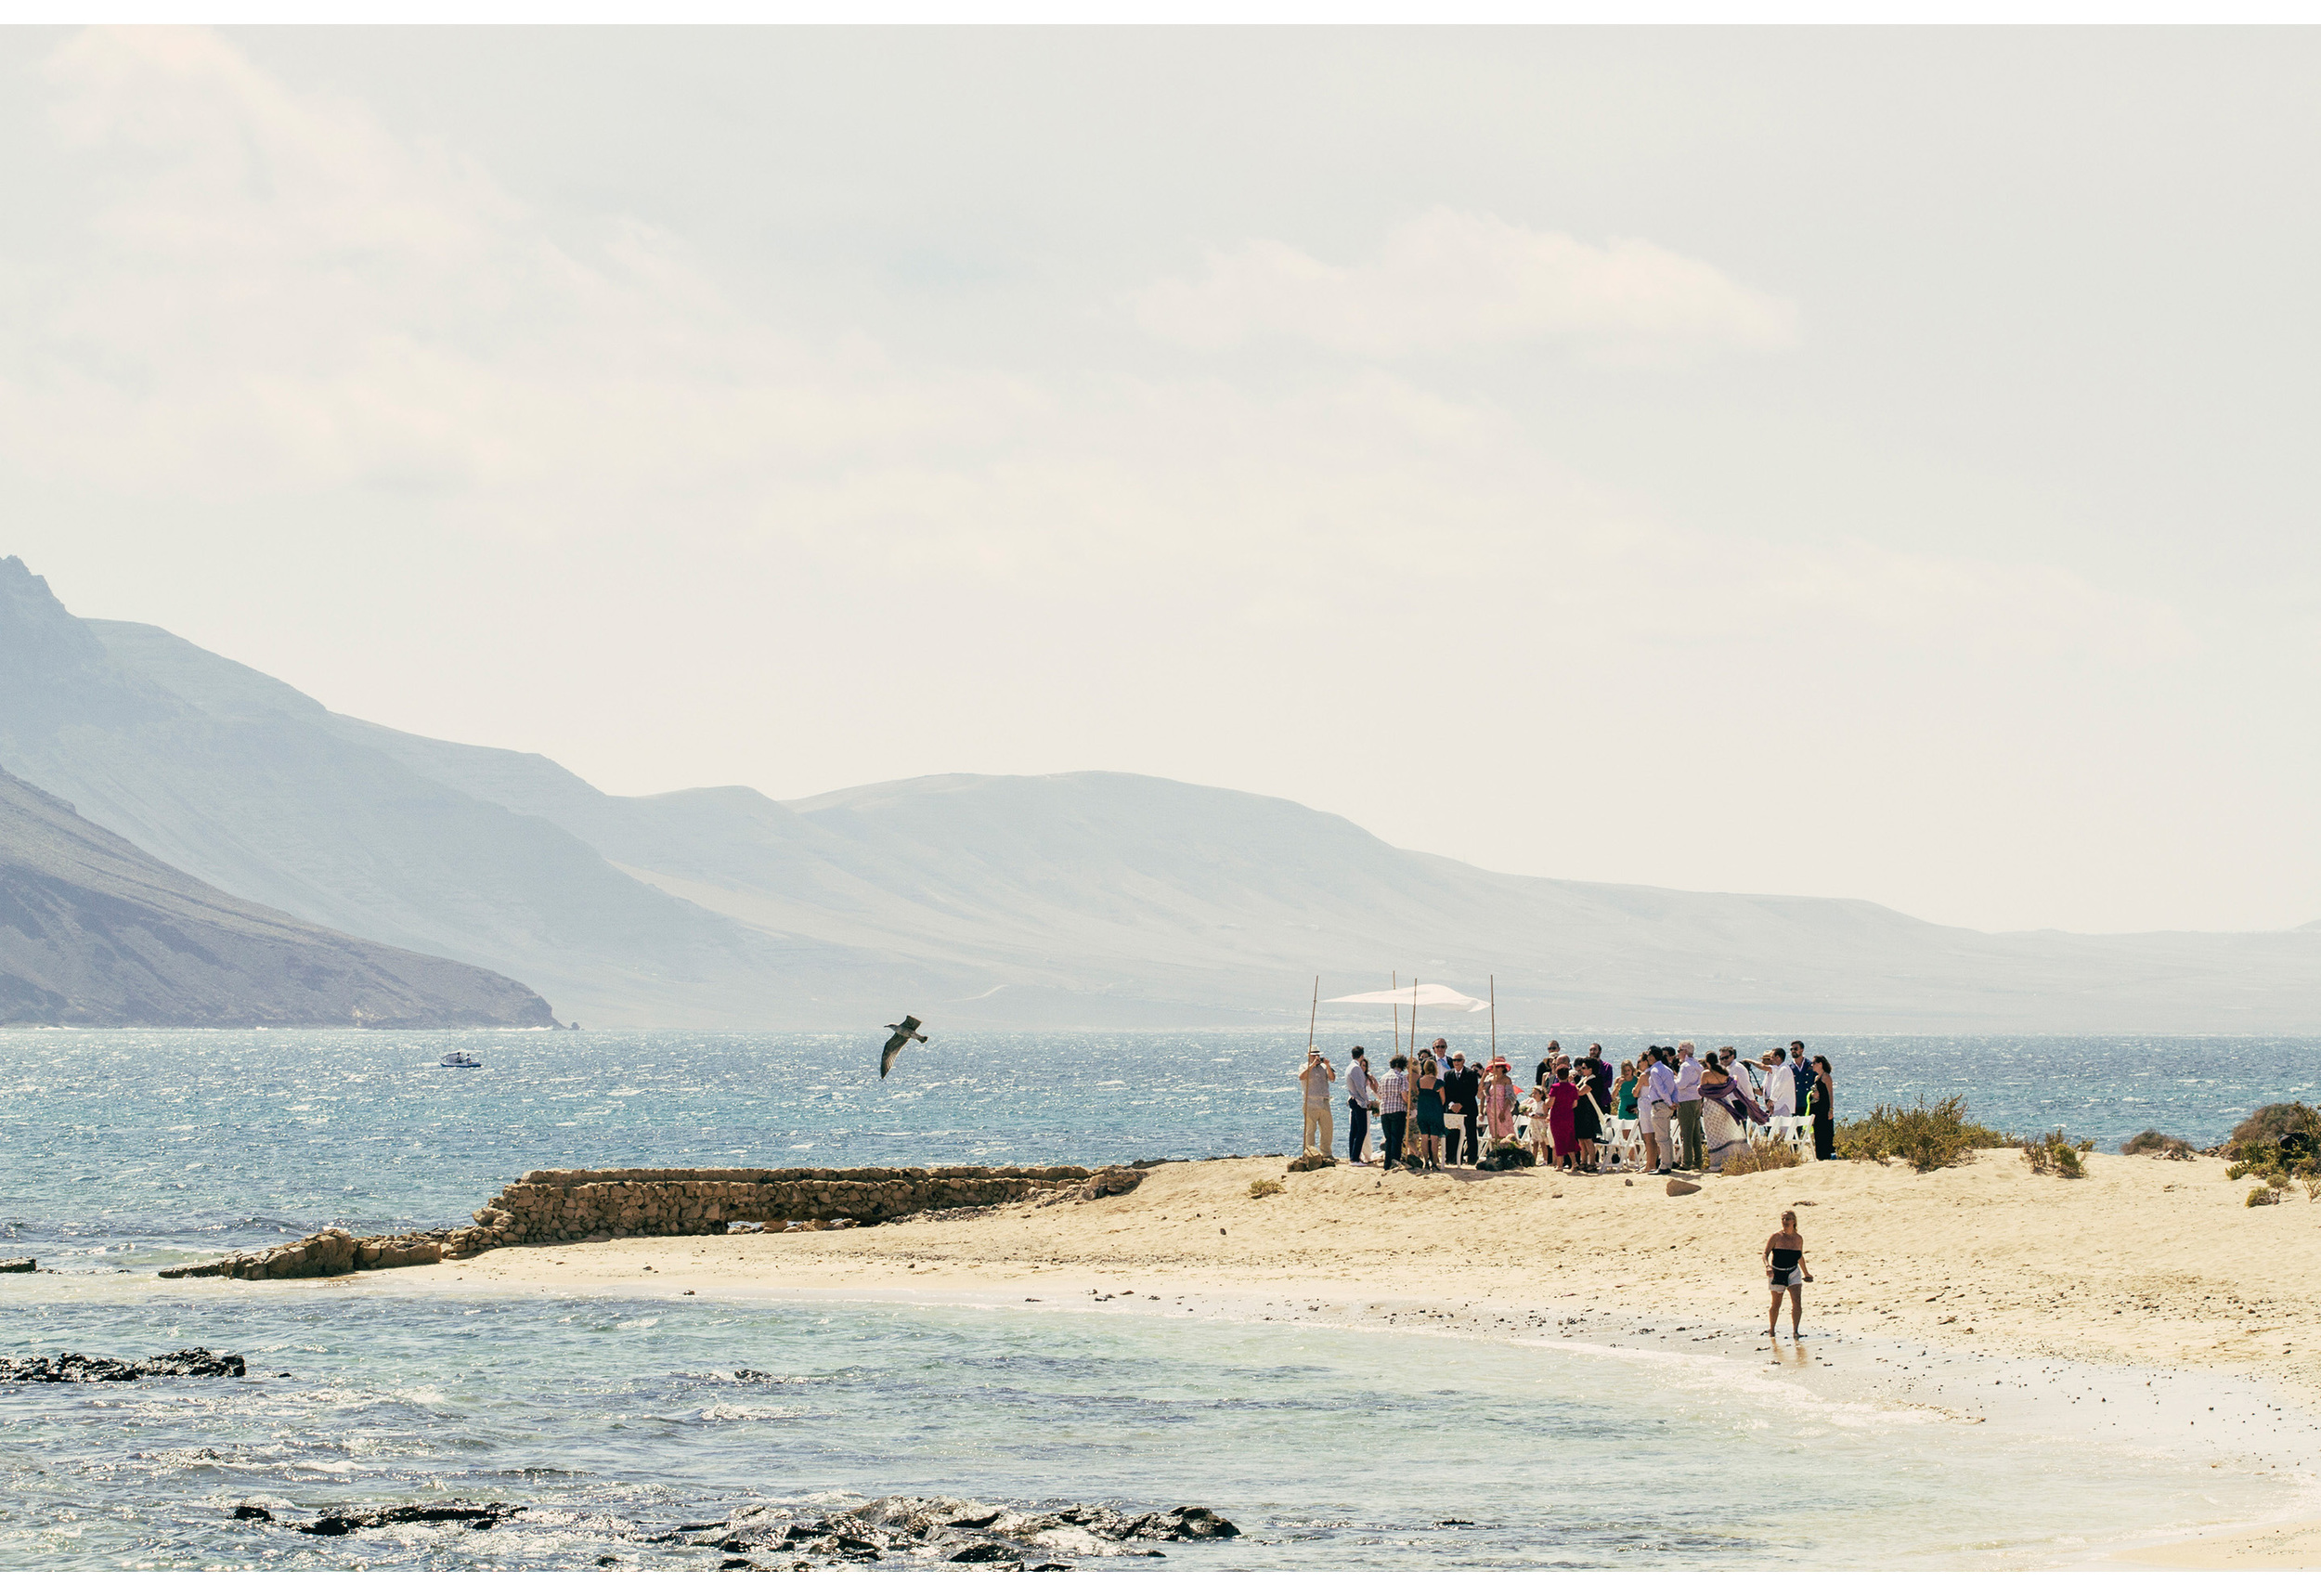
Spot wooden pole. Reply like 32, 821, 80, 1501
1490, 974, 1497, 1060
1392, 970, 1399, 1056
1307, 975, 1318, 1056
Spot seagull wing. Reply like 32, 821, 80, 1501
880, 1029, 908, 1078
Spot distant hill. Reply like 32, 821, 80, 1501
0, 763, 557, 1028
0, 559, 957, 1027
6, 554, 2319, 1031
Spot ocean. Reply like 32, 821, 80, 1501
3, 1029, 2315, 1570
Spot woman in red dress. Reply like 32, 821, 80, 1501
1547, 1065, 1582, 1172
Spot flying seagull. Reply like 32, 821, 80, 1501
880, 1016, 928, 1079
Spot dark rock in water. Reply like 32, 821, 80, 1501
0, 1347, 245, 1382
668, 1495, 1241, 1570
949, 1543, 1018, 1564
1135, 1506, 1240, 1540
292, 1502, 515, 1537
1, 1257, 34, 1272
715, 1558, 762, 1571
233, 1505, 274, 1522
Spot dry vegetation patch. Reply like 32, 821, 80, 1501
1835, 1095, 2013, 1173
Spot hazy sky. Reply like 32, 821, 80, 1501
4, 27, 2316, 936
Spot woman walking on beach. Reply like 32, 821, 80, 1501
1810, 1056, 1835, 1161
1546, 1065, 1581, 1172
1764, 1209, 1813, 1340
1415, 1060, 1446, 1172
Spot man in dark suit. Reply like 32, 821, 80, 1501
1440, 1052, 1482, 1165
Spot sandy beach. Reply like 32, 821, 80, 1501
331, 1147, 2321, 1566
426, 1148, 2316, 1386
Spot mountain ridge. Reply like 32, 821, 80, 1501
6, 556, 2319, 1031
0, 760, 559, 1028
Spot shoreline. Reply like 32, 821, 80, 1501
19, 1148, 2321, 1568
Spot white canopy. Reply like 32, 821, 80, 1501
1324, 982, 1491, 1012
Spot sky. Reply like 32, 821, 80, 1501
2, 26, 2316, 937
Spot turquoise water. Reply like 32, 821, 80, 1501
4, 1029, 2315, 1571
1, 1286, 2303, 1571
1, 1029, 2310, 1266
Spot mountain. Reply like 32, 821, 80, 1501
0, 560, 958, 1027
6, 554, 2320, 1032
0, 763, 556, 1028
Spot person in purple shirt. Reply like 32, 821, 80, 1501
1642, 1046, 1679, 1174
1673, 1042, 1705, 1173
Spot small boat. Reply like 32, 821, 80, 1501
439, 1050, 481, 1069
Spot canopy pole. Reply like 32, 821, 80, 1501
1490, 974, 1497, 1060
1392, 970, 1399, 1056
1307, 976, 1318, 1056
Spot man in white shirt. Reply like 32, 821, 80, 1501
1643, 1047, 1679, 1175
1343, 1046, 1380, 1165
1764, 1049, 1797, 1116
1299, 1051, 1337, 1158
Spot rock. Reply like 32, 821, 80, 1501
674, 1496, 1239, 1571
1285, 1153, 1335, 1174
292, 1501, 515, 1537
1, 1347, 245, 1382
1665, 1178, 1701, 1196
1080, 1166, 1148, 1200
1136, 1506, 1239, 1540
0, 1257, 34, 1272
233, 1504, 273, 1521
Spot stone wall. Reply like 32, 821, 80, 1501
160, 1227, 453, 1280
472, 1164, 1109, 1245
159, 1163, 1143, 1281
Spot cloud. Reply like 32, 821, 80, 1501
1131, 208, 1797, 360
0, 26, 2180, 685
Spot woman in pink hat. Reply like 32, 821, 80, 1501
1482, 1057, 1517, 1146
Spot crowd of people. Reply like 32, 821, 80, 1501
1299, 1037, 1837, 1175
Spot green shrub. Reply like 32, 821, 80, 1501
2248, 1186, 2283, 1208
2222, 1103, 2321, 1187
1835, 1096, 2010, 1173
2120, 1128, 2198, 1161
2226, 1101, 2321, 1157
2023, 1130, 2094, 1178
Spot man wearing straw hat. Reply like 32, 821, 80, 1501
1298, 1050, 1336, 1159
